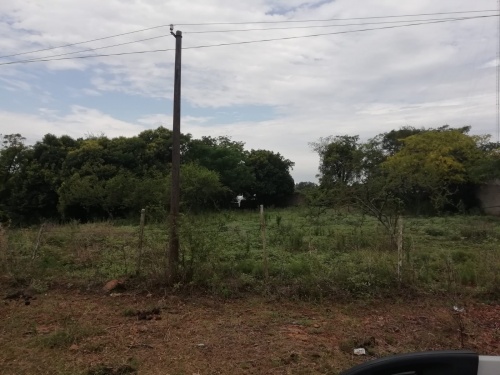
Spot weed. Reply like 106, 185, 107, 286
122, 308, 136, 317
425, 228, 446, 237
1, 209, 498, 300
459, 221, 499, 242
36, 322, 101, 349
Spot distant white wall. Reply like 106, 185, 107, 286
477, 180, 500, 216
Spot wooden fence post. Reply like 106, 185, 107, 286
136, 209, 146, 275
260, 205, 269, 286
32, 223, 45, 260
396, 215, 403, 284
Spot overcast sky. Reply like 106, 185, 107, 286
0, 1, 498, 182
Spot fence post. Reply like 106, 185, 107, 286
396, 215, 403, 284
0, 223, 7, 271
260, 205, 269, 286
32, 223, 45, 260
136, 208, 146, 275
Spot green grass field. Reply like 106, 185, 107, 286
1, 208, 500, 300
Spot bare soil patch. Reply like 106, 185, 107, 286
1, 288, 499, 374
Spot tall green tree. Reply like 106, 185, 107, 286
246, 149, 294, 206
184, 136, 255, 195
137, 126, 191, 175
382, 129, 484, 211
310, 135, 364, 188
2, 138, 31, 223
173, 163, 229, 212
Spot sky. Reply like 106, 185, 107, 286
0, 0, 498, 183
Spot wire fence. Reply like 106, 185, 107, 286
1, 211, 499, 298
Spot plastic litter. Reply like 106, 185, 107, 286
354, 348, 366, 355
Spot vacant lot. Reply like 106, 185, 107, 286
1, 288, 499, 375
1, 209, 500, 298
1, 209, 499, 374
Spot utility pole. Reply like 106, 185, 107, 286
168, 26, 182, 284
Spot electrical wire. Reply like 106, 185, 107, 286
22, 34, 173, 61
0, 15, 496, 67
0, 9, 496, 60
183, 16, 477, 34
176, 9, 498, 25
0, 24, 175, 60
10, 16, 482, 63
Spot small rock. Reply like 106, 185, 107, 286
196, 343, 205, 347
313, 324, 320, 328
103, 279, 124, 293
69, 344, 79, 351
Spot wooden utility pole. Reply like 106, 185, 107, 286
168, 26, 182, 284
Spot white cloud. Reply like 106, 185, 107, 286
82, 88, 102, 96
0, 106, 142, 141
0, 0, 498, 182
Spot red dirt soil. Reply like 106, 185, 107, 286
1, 288, 499, 374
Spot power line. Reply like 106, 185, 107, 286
0, 15, 496, 67
23, 34, 173, 61
0, 49, 173, 66
11, 16, 482, 63
0, 9, 496, 60
184, 16, 480, 34
0, 24, 175, 60
176, 9, 498, 25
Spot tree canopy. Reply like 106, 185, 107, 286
0, 128, 295, 225
312, 126, 498, 216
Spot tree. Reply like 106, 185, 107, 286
0, 134, 27, 183
470, 140, 500, 181
20, 134, 80, 221
137, 126, 191, 175
378, 126, 424, 156
382, 129, 484, 211
246, 150, 295, 206
184, 136, 255, 196
169, 163, 229, 212
0, 134, 30, 223
295, 181, 317, 192
58, 173, 106, 221
310, 135, 364, 188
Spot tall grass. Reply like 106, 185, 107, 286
1, 209, 499, 299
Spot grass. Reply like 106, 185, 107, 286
35, 323, 101, 349
1, 208, 499, 299
1, 209, 499, 374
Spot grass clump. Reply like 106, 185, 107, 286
36, 322, 101, 349
1, 208, 499, 300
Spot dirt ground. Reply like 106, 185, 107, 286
1, 287, 499, 375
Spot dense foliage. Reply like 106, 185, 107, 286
309, 125, 500, 217
0, 128, 295, 224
